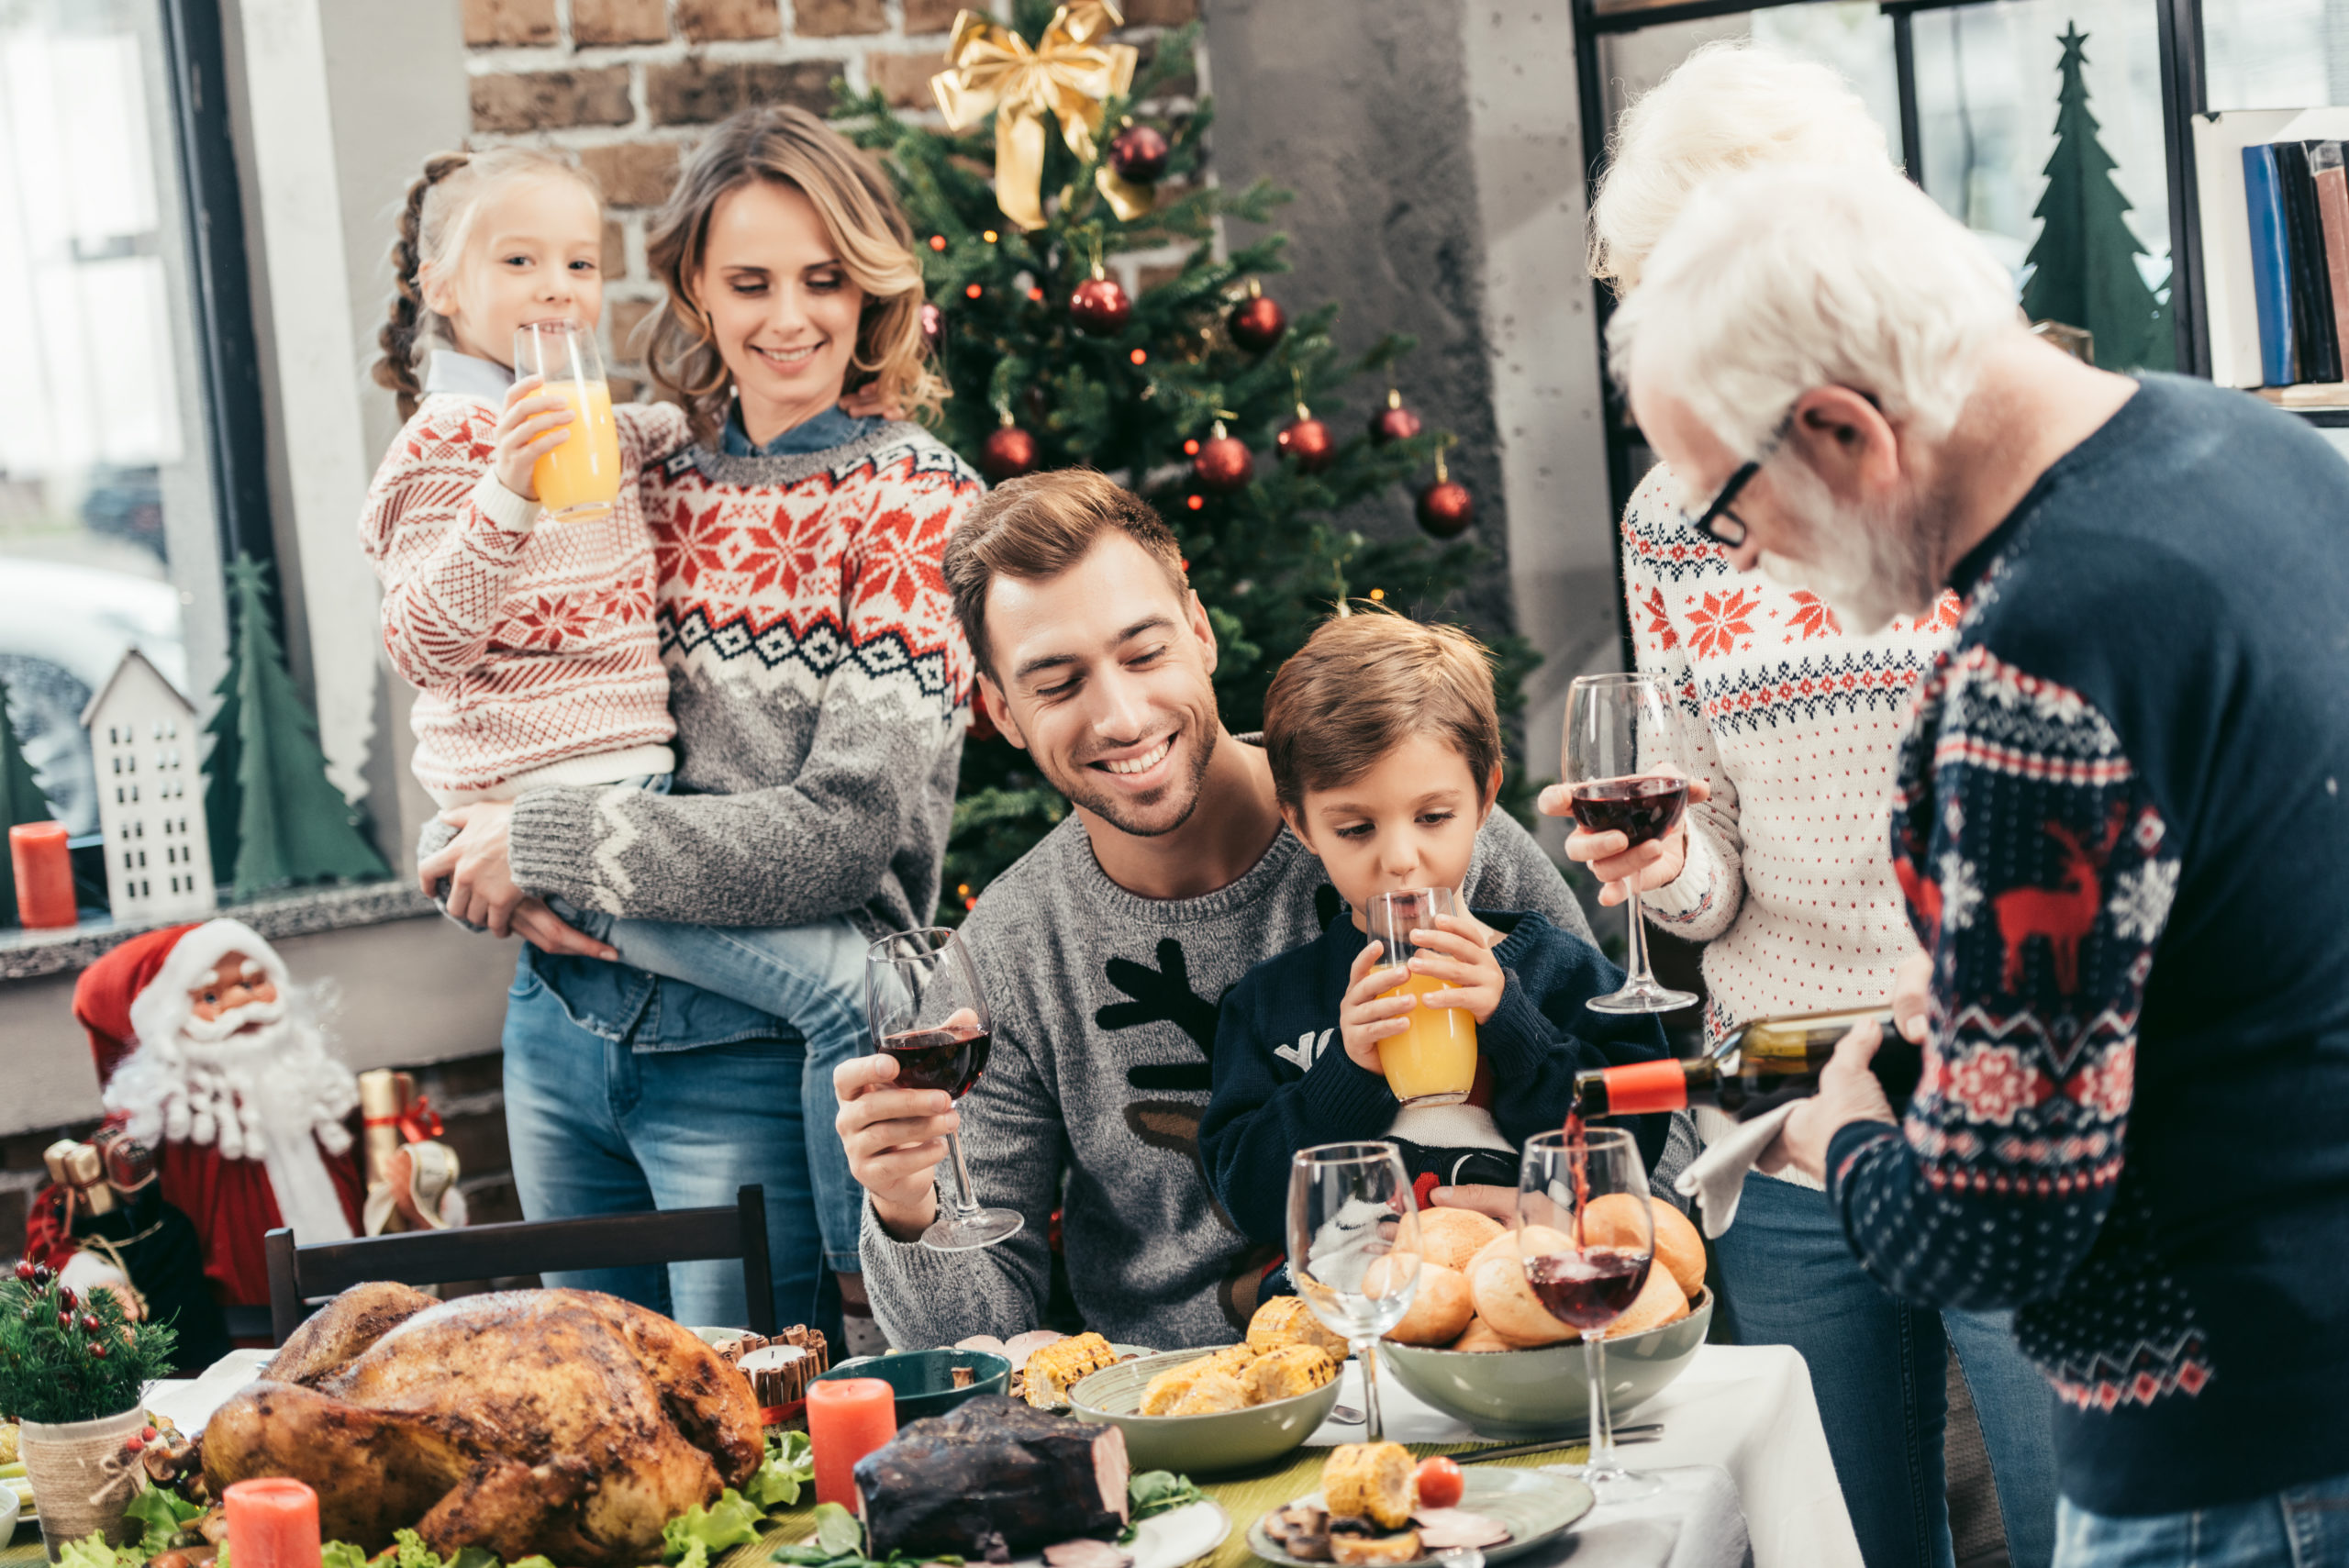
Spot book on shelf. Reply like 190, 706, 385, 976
2198, 108, 2349, 389
2254, 382, 2349, 407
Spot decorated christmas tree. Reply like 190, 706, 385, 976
835, 1, 1535, 918
2021, 24, 2174, 372
0, 673, 56, 928
204, 554, 391, 900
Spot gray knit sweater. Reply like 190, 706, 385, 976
507, 424, 981, 937
860, 790, 1591, 1351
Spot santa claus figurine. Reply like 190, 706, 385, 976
24, 918, 365, 1337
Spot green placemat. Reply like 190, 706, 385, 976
729, 1439, 1590, 1568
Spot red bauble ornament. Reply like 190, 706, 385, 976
80, 1313, 99, 1332
87, 1342, 106, 1360
1417, 480, 1474, 536
1277, 413, 1337, 473
981, 423, 1038, 481
1108, 123, 1170, 184
919, 301, 945, 352
13, 1261, 31, 1282
1069, 275, 1131, 336
1229, 284, 1286, 353
1370, 388, 1422, 444
1192, 421, 1254, 491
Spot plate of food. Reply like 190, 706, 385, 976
1249, 1445, 1594, 1568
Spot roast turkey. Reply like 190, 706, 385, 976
204, 1284, 762, 1567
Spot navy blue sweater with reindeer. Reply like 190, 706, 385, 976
1828, 374, 2349, 1517
1199, 908, 1672, 1248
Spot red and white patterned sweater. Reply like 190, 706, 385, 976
1620, 462, 1963, 1177
359, 393, 689, 805
506, 424, 981, 938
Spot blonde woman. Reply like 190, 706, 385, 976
424, 107, 981, 1343
1552, 43, 2056, 1568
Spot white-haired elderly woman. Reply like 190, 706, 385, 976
1551, 42, 2056, 1568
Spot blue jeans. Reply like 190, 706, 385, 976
566, 905, 870, 1274
501, 954, 830, 1332
2055, 1473, 2349, 1568
1713, 1170, 2059, 1568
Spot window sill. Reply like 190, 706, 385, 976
0, 881, 434, 984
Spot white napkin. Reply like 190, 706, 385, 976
1672, 1102, 1800, 1238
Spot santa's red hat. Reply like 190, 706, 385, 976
74, 920, 289, 1088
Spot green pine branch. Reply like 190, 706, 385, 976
0, 1267, 178, 1425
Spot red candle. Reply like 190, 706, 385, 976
807, 1376, 896, 1508
9, 821, 73, 929
224, 1478, 322, 1568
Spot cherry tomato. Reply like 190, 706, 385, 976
1415, 1455, 1464, 1510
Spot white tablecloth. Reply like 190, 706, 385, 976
1303, 1344, 1860, 1568
148, 1343, 1858, 1568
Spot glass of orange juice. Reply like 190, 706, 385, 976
513, 319, 623, 524
1367, 886, 1477, 1106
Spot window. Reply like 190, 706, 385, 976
0, 0, 224, 842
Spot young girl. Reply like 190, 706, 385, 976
381, 110, 979, 1340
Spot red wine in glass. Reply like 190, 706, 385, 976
881, 1026, 991, 1097
1568, 775, 1689, 848
1527, 1250, 1652, 1331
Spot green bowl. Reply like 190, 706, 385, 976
816, 1348, 1012, 1423
1379, 1288, 1712, 1439
1069, 1348, 1341, 1475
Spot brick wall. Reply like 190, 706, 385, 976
459, 0, 1204, 400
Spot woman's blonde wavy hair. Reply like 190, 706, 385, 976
645, 106, 946, 444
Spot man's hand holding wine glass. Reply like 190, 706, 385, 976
1764, 1017, 1899, 1181
1546, 776, 1714, 906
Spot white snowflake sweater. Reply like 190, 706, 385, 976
360, 394, 691, 806
1620, 462, 1961, 1181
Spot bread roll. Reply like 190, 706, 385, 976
1446, 1316, 1520, 1353
1418, 1207, 1507, 1271
1467, 1226, 1577, 1347
1466, 1228, 1520, 1277
1598, 1257, 1690, 1340
1378, 1262, 1475, 1346
1580, 1193, 1707, 1299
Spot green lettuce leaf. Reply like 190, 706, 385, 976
506, 1556, 557, 1568
748, 1431, 815, 1509
389, 1529, 448, 1568
663, 1486, 765, 1568
320, 1542, 370, 1568
58, 1534, 128, 1568
810, 1502, 863, 1559
126, 1486, 206, 1555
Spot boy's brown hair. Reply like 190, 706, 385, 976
1264, 608, 1503, 810
944, 470, 1188, 680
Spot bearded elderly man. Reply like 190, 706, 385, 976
832, 471, 1636, 1350
1607, 163, 2349, 1566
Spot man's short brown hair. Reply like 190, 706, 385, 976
944, 470, 1188, 679
1264, 608, 1503, 810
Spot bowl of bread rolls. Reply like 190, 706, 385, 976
1375, 1202, 1712, 1438
1069, 1298, 1349, 1473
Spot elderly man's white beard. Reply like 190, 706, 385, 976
1758, 460, 1943, 635
106, 995, 358, 1165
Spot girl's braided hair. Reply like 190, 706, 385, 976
374, 147, 600, 420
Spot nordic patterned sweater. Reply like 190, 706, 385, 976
1198, 907, 1671, 1248
1623, 463, 1961, 1190
506, 421, 980, 939
1824, 374, 2349, 1516
857, 795, 1591, 1351
359, 394, 690, 804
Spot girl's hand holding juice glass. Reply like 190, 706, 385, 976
503, 320, 623, 523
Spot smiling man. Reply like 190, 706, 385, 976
836, 471, 1593, 1349
1608, 163, 2349, 1562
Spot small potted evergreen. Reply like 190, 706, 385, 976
0, 1262, 177, 1560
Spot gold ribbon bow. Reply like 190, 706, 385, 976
930, 3, 1143, 230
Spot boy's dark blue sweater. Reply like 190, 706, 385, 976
1199, 908, 1671, 1247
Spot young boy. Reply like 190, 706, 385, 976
1197, 610, 1672, 1247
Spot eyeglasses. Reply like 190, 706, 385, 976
1688, 408, 1798, 549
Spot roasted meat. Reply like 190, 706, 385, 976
203, 1284, 761, 1568
854, 1396, 1130, 1561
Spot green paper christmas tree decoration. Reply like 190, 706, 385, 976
204, 553, 390, 899
2021, 25, 2175, 372
833, 8, 1538, 919
0, 673, 59, 928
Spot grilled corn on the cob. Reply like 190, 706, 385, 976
1022, 1331, 1119, 1407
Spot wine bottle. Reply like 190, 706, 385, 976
1574, 1006, 1924, 1122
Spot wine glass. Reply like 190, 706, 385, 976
1564, 672, 1698, 1013
1518, 1127, 1664, 1504
865, 928, 1023, 1251
1287, 1141, 1421, 1441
